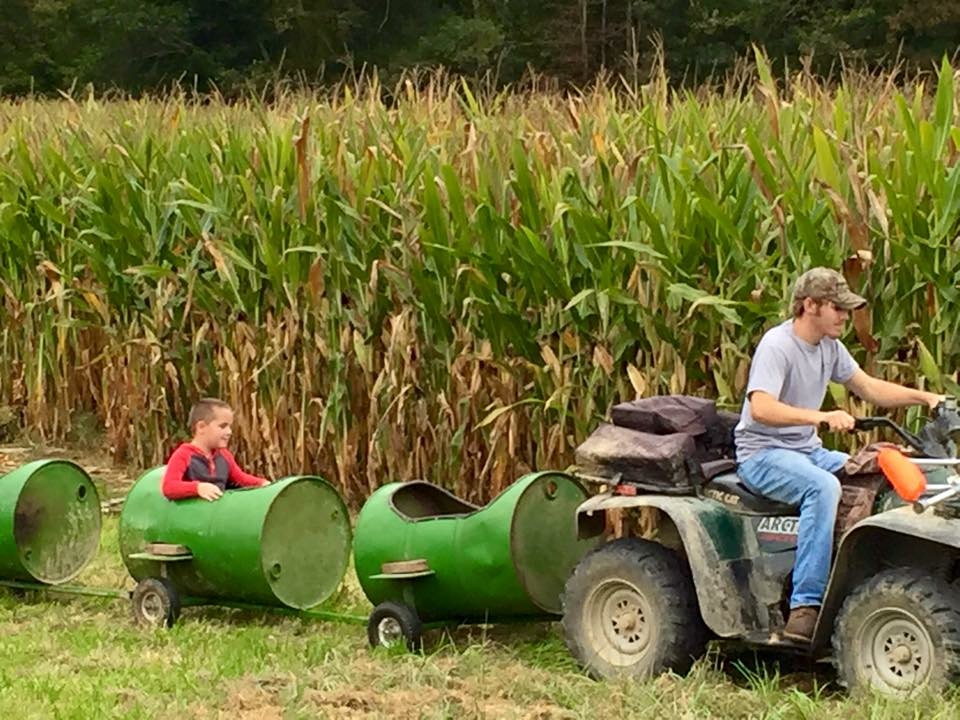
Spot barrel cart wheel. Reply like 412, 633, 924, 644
131, 577, 181, 628
367, 601, 422, 651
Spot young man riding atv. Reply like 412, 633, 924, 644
735, 267, 941, 642
563, 267, 960, 695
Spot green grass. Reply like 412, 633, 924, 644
1, 485, 959, 718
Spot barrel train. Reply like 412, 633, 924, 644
0, 458, 601, 651
4, 394, 957, 699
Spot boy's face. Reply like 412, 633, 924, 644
195, 407, 234, 450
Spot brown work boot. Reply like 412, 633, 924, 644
783, 606, 819, 642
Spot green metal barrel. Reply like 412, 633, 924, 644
119, 468, 351, 609
354, 471, 602, 621
0, 460, 102, 584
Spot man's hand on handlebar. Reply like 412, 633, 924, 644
819, 410, 856, 432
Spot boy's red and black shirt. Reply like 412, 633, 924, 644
161, 443, 266, 500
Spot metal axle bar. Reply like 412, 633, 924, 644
0, 581, 369, 627
193, 598, 368, 625
0, 580, 129, 600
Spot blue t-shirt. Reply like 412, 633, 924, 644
734, 320, 860, 462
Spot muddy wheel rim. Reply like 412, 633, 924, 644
856, 608, 934, 693
377, 616, 404, 647
139, 590, 167, 625
584, 578, 653, 667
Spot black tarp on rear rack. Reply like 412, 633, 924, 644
574, 395, 740, 494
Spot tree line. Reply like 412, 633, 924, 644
2, 1, 959, 95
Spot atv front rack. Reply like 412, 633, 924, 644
902, 456, 960, 514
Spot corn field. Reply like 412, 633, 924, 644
1, 51, 959, 505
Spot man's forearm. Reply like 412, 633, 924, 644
750, 394, 823, 427
859, 378, 940, 409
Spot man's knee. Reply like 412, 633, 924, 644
809, 472, 842, 506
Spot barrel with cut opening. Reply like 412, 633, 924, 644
120, 468, 351, 609
0, 460, 102, 584
353, 472, 603, 621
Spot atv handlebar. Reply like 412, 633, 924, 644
814, 402, 960, 514
818, 417, 894, 434
853, 416, 927, 453
818, 416, 937, 456
852, 417, 887, 432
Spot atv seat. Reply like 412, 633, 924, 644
701, 458, 737, 481
701, 460, 799, 516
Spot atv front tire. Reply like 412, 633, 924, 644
833, 569, 960, 696
561, 537, 708, 679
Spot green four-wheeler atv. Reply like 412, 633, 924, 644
562, 396, 960, 696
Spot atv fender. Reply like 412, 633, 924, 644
813, 506, 960, 651
576, 492, 772, 637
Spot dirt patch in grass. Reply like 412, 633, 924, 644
303, 687, 442, 718
220, 678, 286, 720
300, 686, 573, 720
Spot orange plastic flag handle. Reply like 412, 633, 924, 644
877, 448, 927, 503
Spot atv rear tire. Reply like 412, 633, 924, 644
833, 569, 960, 696
561, 537, 708, 680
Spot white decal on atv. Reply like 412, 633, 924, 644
757, 516, 799, 541
703, 488, 741, 506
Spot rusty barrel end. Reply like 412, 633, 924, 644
261, 477, 352, 609
511, 472, 602, 613
0, 460, 102, 584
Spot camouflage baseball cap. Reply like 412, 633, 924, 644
793, 267, 867, 310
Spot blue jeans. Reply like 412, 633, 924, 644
738, 447, 847, 608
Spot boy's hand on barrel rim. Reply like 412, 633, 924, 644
197, 482, 224, 501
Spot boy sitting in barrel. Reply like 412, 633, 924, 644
162, 398, 269, 501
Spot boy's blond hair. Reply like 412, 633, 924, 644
188, 398, 231, 432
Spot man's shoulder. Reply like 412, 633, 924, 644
754, 320, 793, 351
762, 319, 793, 339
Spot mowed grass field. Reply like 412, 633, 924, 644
0, 446, 958, 719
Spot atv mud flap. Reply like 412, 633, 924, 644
576, 492, 788, 637
813, 506, 960, 651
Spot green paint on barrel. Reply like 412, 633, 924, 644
120, 468, 351, 609
353, 472, 602, 621
0, 460, 102, 584
509, 473, 599, 611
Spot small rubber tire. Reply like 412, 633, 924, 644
562, 537, 708, 680
367, 601, 422, 652
131, 577, 181, 629
833, 568, 960, 697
